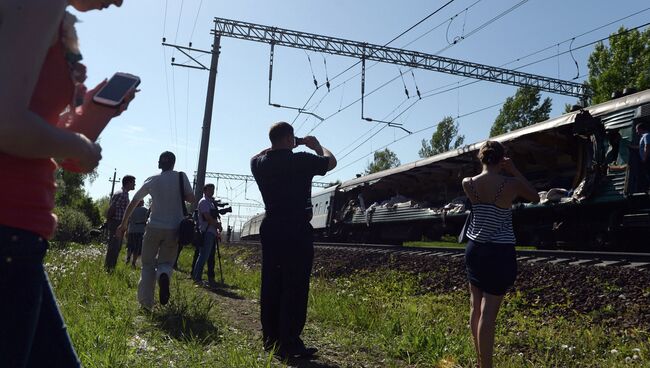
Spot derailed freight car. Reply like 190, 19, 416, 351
243, 89, 650, 249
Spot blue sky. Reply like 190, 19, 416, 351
77, 0, 649, 229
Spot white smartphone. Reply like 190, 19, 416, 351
92, 72, 140, 107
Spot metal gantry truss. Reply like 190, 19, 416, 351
212, 17, 589, 99
202, 172, 333, 188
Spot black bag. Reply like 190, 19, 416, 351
178, 172, 195, 246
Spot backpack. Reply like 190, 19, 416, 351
178, 172, 195, 246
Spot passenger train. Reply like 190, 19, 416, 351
242, 89, 650, 249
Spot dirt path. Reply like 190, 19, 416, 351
198, 283, 351, 368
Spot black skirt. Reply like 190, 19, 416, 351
465, 239, 517, 296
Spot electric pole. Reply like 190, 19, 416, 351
163, 23, 222, 210
108, 169, 118, 198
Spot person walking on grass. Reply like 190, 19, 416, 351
0, 1, 135, 366
117, 151, 194, 310
125, 200, 148, 268
251, 122, 336, 359
105, 174, 135, 271
461, 140, 539, 368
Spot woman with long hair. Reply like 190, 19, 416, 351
462, 141, 539, 368
0, 1, 134, 366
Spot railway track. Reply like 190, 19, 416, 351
233, 241, 650, 270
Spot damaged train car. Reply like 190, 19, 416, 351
242, 89, 650, 249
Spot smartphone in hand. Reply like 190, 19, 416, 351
93, 72, 140, 107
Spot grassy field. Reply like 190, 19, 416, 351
48, 243, 648, 367
46, 243, 276, 368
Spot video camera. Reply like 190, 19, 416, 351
210, 199, 232, 219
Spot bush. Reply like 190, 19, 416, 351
53, 206, 93, 244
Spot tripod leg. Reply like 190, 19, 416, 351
216, 240, 224, 284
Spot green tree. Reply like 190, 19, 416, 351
95, 195, 110, 222
587, 27, 650, 104
54, 169, 103, 227
418, 116, 465, 158
490, 86, 552, 137
365, 148, 400, 174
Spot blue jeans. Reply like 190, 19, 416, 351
0, 225, 81, 368
192, 231, 215, 281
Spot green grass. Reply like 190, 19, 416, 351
48, 243, 649, 367
46, 243, 280, 367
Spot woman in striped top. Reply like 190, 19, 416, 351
461, 141, 539, 368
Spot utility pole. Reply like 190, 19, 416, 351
194, 34, 221, 207
108, 169, 118, 198
163, 23, 222, 210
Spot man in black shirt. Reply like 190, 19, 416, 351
251, 122, 336, 359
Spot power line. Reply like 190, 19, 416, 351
417, 9, 650, 98
435, 0, 529, 54
322, 100, 505, 179
305, 0, 531, 135
173, 0, 186, 46
189, 0, 204, 43
504, 6, 650, 67
514, 21, 650, 71
359, 19, 650, 145
289, 0, 457, 125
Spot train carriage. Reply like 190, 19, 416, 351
243, 89, 650, 249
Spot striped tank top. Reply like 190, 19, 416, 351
466, 178, 516, 244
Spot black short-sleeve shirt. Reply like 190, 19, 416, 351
251, 149, 329, 218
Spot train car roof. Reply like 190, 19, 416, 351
312, 184, 339, 196
338, 89, 650, 192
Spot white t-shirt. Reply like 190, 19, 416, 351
132, 170, 192, 230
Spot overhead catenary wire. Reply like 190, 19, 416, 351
415, 16, 650, 100
161, 1, 175, 145
307, 0, 527, 135
189, 0, 204, 44
309, 0, 484, 100
322, 100, 505, 180
437, 0, 529, 54
309, 7, 650, 176
289, 0, 457, 125
333, 17, 650, 152
173, 0, 186, 47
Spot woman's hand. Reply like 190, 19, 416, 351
81, 79, 139, 119
500, 157, 518, 175
62, 132, 102, 173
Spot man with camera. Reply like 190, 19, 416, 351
250, 122, 336, 359
192, 184, 221, 283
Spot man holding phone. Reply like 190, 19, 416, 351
250, 122, 336, 359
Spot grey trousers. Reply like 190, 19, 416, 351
138, 226, 179, 308
104, 219, 123, 271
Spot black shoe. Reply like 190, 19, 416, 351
275, 346, 318, 360
158, 273, 170, 305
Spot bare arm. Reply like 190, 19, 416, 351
303, 136, 337, 171
501, 158, 539, 203
0, 0, 100, 170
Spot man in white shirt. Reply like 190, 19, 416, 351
118, 151, 195, 309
